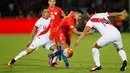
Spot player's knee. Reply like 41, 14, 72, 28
60, 41, 66, 49
50, 45, 58, 51
116, 48, 123, 52
26, 48, 33, 54
92, 43, 101, 49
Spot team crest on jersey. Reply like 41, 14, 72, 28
32, 44, 34, 47
54, 12, 58, 15
43, 25, 46, 29
51, 12, 53, 15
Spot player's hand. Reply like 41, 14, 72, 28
74, 42, 79, 47
88, 29, 95, 34
26, 40, 32, 47
120, 10, 126, 16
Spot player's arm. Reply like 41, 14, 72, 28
108, 10, 126, 17
29, 26, 37, 41
26, 26, 38, 47
74, 26, 94, 47
72, 28, 82, 36
72, 26, 94, 36
61, 11, 66, 17
59, 8, 66, 18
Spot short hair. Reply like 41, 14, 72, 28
42, 6, 48, 10
76, 10, 84, 14
48, 0, 56, 2
87, 7, 96, 15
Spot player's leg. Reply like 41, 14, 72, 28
90, 43, 102, 71
113, 36, 127, 71
48, 46, 62, 58
59, 34, 72, 68
48, 32, 70, 68
48, 41, 66, 60
8, 48, 35, 67
48, 41, 70, 68
48, 33, 66, 57
60, 41, 70, 68
59, 34, 71, 68
57, 45, 62, 62
117, 48, 127, 71
48, 44, 61, 68
55, 36, 62, 62
44, 40, 61, 68
50, 30, 62, 62
90, 36, 112, 71
8, 36, 42, 67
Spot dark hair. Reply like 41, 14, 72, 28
42, 6, 48, 10
76, 10, 84, 14
48, 0, 56, 1
87, 7, 96, 15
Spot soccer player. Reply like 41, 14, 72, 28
8, 6, 60, 68
74, 7, 127, 71
48, 0, 66, 62
48, 10, 94, 68
48, 0, 66, 42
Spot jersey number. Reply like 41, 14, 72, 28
99, 18, 109, 27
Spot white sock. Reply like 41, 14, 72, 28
14, 50, 27, 61
118, 50, 127, 61
52, 56, 57, 63
92, 48, 101, 67
52, 50, 57, 63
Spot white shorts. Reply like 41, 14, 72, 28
28, 35, 55, 50
96, 34, 123, 49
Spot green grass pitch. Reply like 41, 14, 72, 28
0, 33, 129, 73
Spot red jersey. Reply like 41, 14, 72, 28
48, 6, 63, 27
59, 11, 75, 35
56, 11, 75, 45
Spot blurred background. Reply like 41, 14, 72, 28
0, 1, 130, 73
0, 0, 130, 33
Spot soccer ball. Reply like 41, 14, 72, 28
63, 48, 73, 58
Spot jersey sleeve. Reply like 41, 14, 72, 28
35, 19, 42, 28
102, 12, 109, 17
67, 18, 75, 30
85, 21, 94, 28
58, 7, 64, 15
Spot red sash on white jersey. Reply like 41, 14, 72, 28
90, 18, 112, 25
38, 19, 52, 36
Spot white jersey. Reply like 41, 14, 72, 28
86, 12, 120, 36
28, 17, 55, 50
86, 13, 123, 49
35, 17, 52, 37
